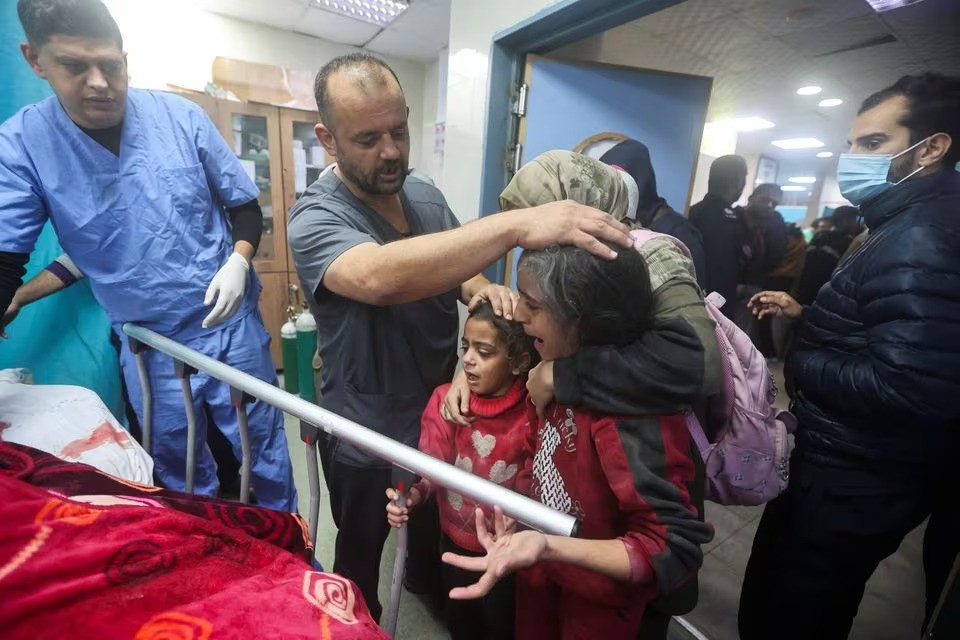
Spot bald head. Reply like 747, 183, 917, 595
314, 52, 403, 131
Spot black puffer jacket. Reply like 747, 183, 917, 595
788, 170, 960, 469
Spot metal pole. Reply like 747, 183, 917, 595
123, 323, 578, 537
174, 359, 199, 494
129, 339, 153, 455
384, 467, 415, 637
300, 420, 322, 553
231, 387, 253, 505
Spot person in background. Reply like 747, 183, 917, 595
598, 138, 706, 286
442, 241, 713, 639
735, 183, 787, 346
764, 224, 807, 358
814, 216, 835, 235
689, 155, 748, 313
739, 72, 960, 640
793, 205, 860, 306
766, 224, 807, 293
286, 55, 631, 620
0, 0, 296, 509
386, 301, 537, 640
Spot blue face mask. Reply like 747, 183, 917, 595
837, 137, 928, 205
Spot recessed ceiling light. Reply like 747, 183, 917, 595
796, 85, 823, 96
816, 151, 834, 158
781, 185, 806, 191
711, 116, 775, 132
789, 176, 817, 184
818, 98, 843, 107
772, 137, 824, 149
314, 0, 409, 27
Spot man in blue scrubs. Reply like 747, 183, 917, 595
0, 0, 296, 510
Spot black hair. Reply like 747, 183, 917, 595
786, 224, 805, 242
517, 242, 653, 349
467, 302, 539, 375
707, 154, 748, 198
830, 205, 859, 224
752, 183, 782, 200
18, 0, 122, 49
859, 73, 960, 166
314, 52, 402, 130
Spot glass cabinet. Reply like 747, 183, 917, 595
280, 108, 332, 274
218, 102, 286, 273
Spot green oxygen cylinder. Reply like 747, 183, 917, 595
280, 306, 300, 394
295, 305, 318, 403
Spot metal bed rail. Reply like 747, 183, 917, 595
122, 323, 579, 545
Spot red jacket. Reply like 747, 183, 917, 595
518, 402, 712, 610
417, 379, 531, 552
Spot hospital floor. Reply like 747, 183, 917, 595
278, 362, 927, 639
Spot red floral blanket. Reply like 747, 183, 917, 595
0, 443, 388, 640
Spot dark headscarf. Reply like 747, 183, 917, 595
599, 139, 667, 225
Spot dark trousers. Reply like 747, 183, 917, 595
739, 453, 958, 640
319, 436, 441, 622
441, 534, 515, 640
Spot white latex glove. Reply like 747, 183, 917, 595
202, 252, 249, 328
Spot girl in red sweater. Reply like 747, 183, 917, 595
386, 301, 537, 640
443, 244, 713, 640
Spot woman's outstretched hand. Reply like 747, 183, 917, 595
441, 506, 543, 600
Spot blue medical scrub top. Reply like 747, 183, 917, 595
0, 89, 260, 340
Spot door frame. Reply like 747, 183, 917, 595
478, 0, 684, 282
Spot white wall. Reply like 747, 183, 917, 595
443, 0, 562, 221
102, 0, 432, 171
419, 56, 444, 187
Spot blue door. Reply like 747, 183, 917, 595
502, 56, 712, 287
520, 55, 712, 215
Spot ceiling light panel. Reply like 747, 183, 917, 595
314, 0, 409, 28
714, 116, 776, 132
818, 98, 844, 107
781, 185, 806, 191
788, 176, 817, 183
796, 85, 822, 95
772, 137, 825, 149
817, 151, 834, 158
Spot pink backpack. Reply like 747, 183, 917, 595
631, 229, 797, 506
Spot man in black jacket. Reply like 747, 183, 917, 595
739, 73, 960, 640
689, 155, 748, 314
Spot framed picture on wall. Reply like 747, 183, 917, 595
757, 154, 779, 185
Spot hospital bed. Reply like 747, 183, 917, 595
8, 322, 573, 639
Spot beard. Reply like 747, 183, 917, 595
887, 146, 919, 183
337, 153, 408, 196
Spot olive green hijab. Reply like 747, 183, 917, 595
499, 149, 631, 219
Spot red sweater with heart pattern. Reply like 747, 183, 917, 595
416, 379, 531, 552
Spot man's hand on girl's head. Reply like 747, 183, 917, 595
468, 284, 519, 320
510, 200, 633, 260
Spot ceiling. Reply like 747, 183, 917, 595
551, 0, 960, 178
197, 0, 450, 62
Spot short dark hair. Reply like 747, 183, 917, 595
859, 73, 960, 166
467, 302, 539, 375
786, 223, 805, 242
18, 0, 122, 49
830, 205, 859, 225
518, 242, 653, 349
708, 154, 748, 196
752, 183, 783, 200
313, 52, 402, 130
